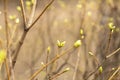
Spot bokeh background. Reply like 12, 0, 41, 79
0, 0, 120, 80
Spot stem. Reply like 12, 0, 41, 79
4, 0, 15, 80
46, 48, 50, 76
105, 29, 112, 57
85, 47, 120, 80
106, 48, 120, 58
27, 0, 55, 30
49, 70, 68, 80
108, 66, 120, 80
29, 47, 73, 80
72, 48, 80, 80
5, 59, 10, 80
19, 0, 27, 29
12, 0, 55, 68
27, 0, 37, 27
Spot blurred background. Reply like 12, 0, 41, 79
0, 0, 120, 80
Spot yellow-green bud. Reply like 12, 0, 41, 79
88, 52, 94, 56
64, 67, 70, 72
108, 22, 115, 30
99, 66, 103, 73
80, 29, 84, 35
74, 40, 82, 48
57, 40, 66, 48
17, 6, 21, 11
0, 49, 6, 64
47, 46, 51, 53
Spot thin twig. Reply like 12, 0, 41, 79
29, 47, 73, 80
4, 0, 15, 80
49, 70, 69, 80
85, 28, 115, 80
106, 48, 120, 58
12, 31, 27, 67
72, 48, 80, 80
19, 0, 27, 29
5, 59, 10, 80
89, 52, 100, 68
27, 0, 55, 30
46, 47, 50, 76
12, 0, 54, 68
53, 53, 71, 74
12, 0, 28, 67
27, 0, 37, 27
108, 66, 120, 80
105, 29, 113, 56
85, 47, 120, 80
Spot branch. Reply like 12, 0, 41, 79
27, 0, 37, 27
49, 68, 69, 80
108, 66, 120, 80
12, 0, 55, 68
106, 48, 120, 58
72, 48, 80, 80
5, 59, 10, 80
105, 29, 113, 57
3, 0, 15, 80
19, 0, 27, 29
27, 0, 55, 30
29, 47, 73, 80
85, 47, 120, 80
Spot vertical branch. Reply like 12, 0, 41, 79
46, 48, 50, 75
12, 0, 55, 68
3, 0, 15, 80
5, 59, 10, 80
72, 48, 80, 80
12, 0, 27, 66
27, 0, 37, 27
19, 0, 27, 29
105, 29, 113, 57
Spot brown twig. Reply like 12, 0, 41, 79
53, 53, 71, 74
105, 29, 113, 57
106, 47, 120, 58
27, 0, 37, 27
85, 47, 120, 80
46, 46, 50, 76
89, 52, 100, 66
12, 0, 55, 68
27, 0, 55, 30
72, 48, 80, 80
5, 59, 10, 80
19, 0, 27, 29
29, 47, 73, 80
12, 0, 28, 68
49, 69, 69, 80
108, 66, 120, 80
4, 0, 15, 79
85, 27, 115, 80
